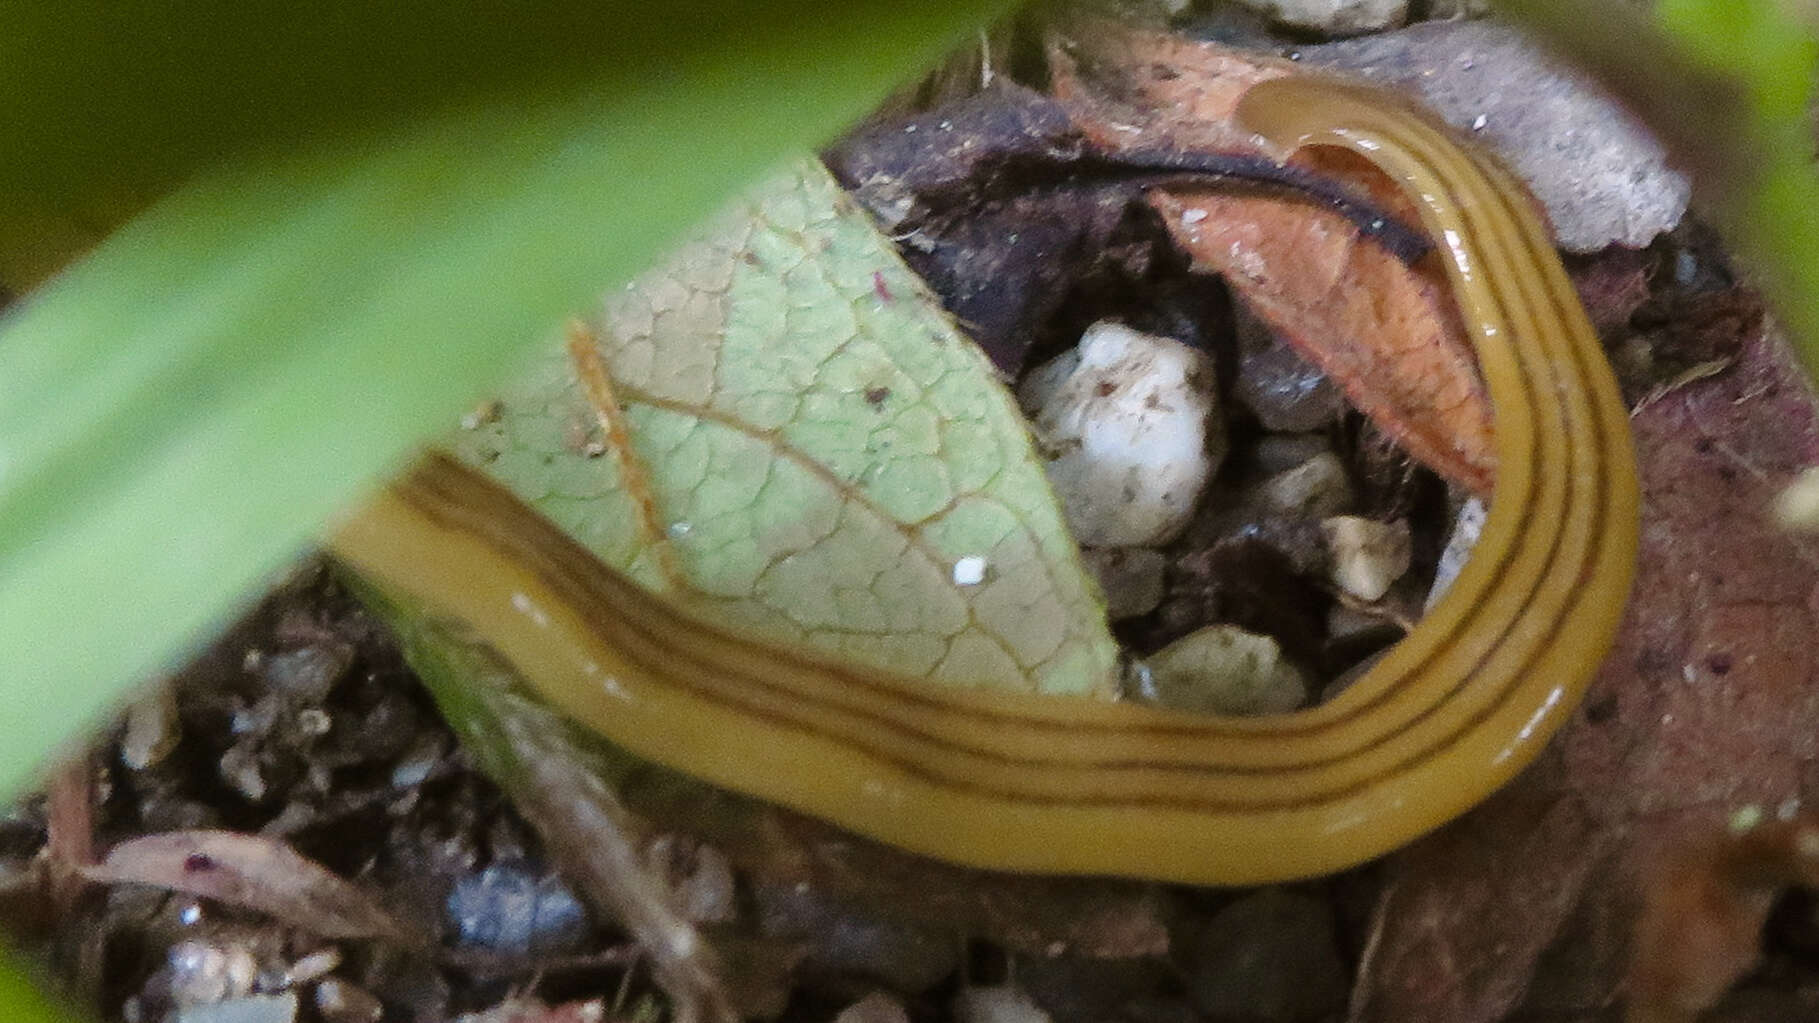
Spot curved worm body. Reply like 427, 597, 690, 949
331, 76, 1639, 885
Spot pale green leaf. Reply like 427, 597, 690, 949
449, 160, 1119, 694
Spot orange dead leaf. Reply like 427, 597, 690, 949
1052, 22, 1496, 494
1627, 816, 1819, 1023
1154, 189, 1493, 493
1050, 23, 1289, 159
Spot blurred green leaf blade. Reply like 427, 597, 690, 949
0, 1, 1006, 803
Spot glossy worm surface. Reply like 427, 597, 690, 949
330, 76, 1640, 885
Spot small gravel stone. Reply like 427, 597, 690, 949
230, 696, 281, 738
168, 941, 260, 1008
1323, 605, 1402, 686
217, 743, 268, 803
1427, 497, 1487, 610
1017, 955, 1190, 1023
835, 992, 913, 1023
647, 835, 736, 925
1187, 889, 1346, 1022
294, 708, 331, 738
757, 881, 959, 994
314, 979, 384, 1023
1320, 516, 1412, 602
176, 994, 299, 1023
389, 732, 446, 789
284, 949, 342, 986
1139, 625, 1308, 715
1020, 321, 1223, 546
121, 682, 182, 771
1232, 308, 1345, 433
446, 863, 590, 957
261, 644, 354, 701
1080, 548, 1168, 621
1252, 433, 1333, 476
1256, 453, 1353, 519
1234, 0, 1406, 35
1327, 605, 1390, 645
955, 985, 1053, 1023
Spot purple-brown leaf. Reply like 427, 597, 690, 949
82, 830, 422, 945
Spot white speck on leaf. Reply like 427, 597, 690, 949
953, 556, 988, 586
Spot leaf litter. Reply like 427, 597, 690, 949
1049, 21, 1496, 494
12, 6, 1815, 1023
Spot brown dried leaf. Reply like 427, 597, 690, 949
81, 829, 424, 945
44, 755, 95, 911
1350, 315, 1819, 1023
1622, 816, 1819, 1023
1154, 189, 1493, 494
1049, 24, 1286, 159
1051, 23, 1495, 493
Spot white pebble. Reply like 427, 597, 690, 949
954, 985, 1051, 1023
1321, 516, 1411, 602
1019, 322, 1223, 546
1256, 453, 1353, 518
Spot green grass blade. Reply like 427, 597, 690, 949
0, 953, 73, 1023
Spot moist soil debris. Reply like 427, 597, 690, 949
7, 6, 1807, 1023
